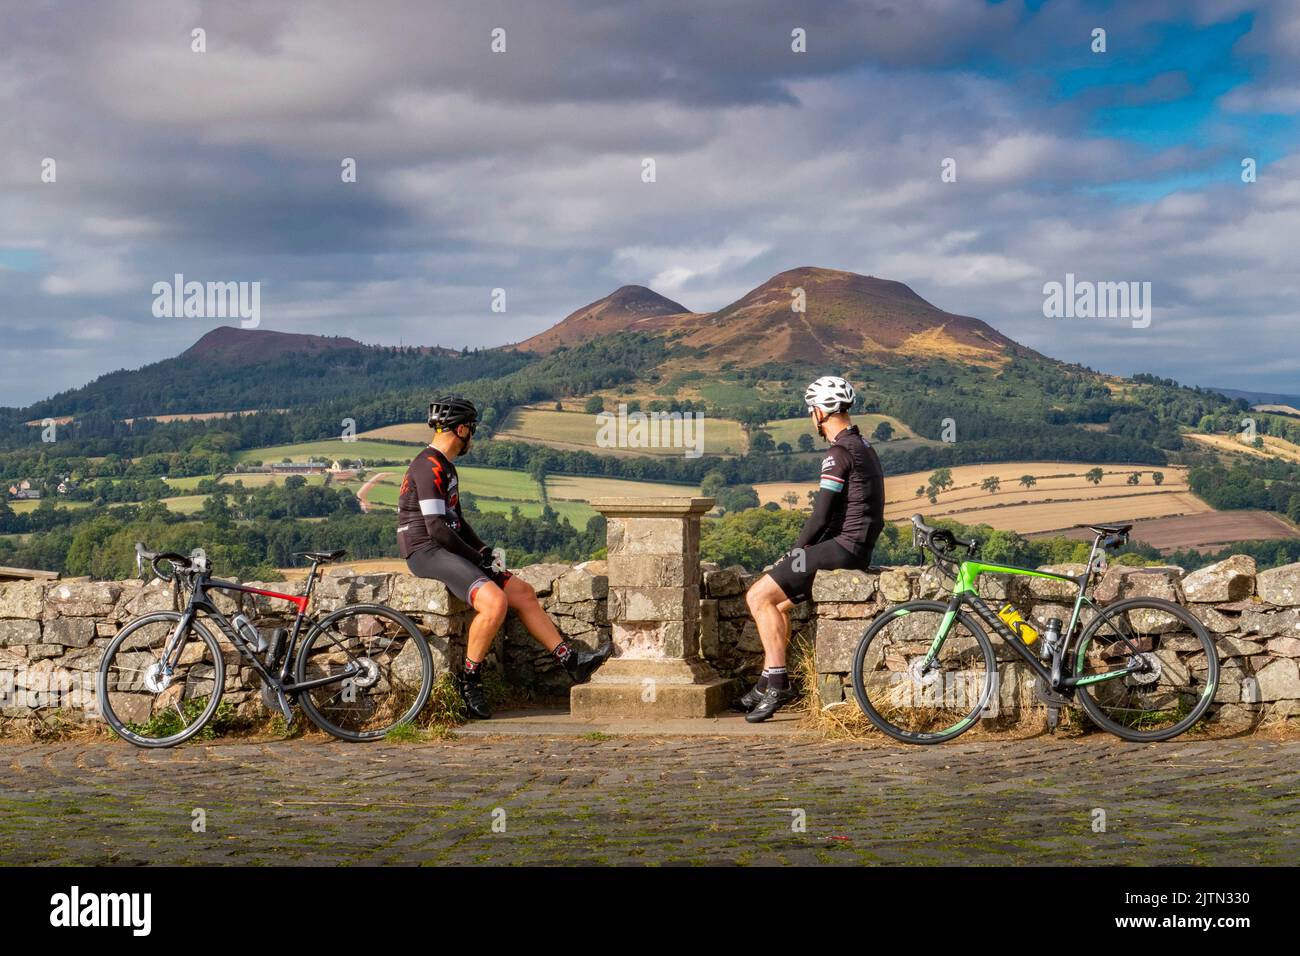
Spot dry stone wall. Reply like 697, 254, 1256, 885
2, 554, 1299, 730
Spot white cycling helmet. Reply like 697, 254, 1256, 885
804, 375, 856, 414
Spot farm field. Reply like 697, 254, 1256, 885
1253, 404, 1300, 418
280, 557, 412, 580
235, 439, 416, 464
546, 474, 698, 501
357, 422, 430, 443
163, 472, 328, 491
160, 495, 207, 514
344, 467, 596, 526
1185, 432, 1300, 464
122, 409, 285, 425
764, 413, 914, 447
494, 406, 747, 457
6, 499, 92, 514
1032, 510, 1300, 552
218, 472, 329, 488
755, 461, 1205, 535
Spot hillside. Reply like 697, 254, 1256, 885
184, 327, 365, 363
515, 267, 1034, 370
515, 285, 691, 354
662, 267, 1029, 368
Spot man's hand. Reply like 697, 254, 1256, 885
478, 546, 506, 574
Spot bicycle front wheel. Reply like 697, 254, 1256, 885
851, 600, 997, 744
1074, 597, 1218, 742
96, 612, 226, 748
295, 603, 434, 741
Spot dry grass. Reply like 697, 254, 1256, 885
1185, 432, 1300, 464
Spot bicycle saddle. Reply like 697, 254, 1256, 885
296, 549, 347, 563
1078, 523, 1133, 536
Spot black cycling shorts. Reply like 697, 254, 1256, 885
766, 539, 868, 605
406, 547, 512, 605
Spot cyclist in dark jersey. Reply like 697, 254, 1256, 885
742, 376, 885, 722
400, 395, 611, 718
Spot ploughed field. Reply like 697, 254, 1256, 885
1030, 510, 1300, 552
757, 462, 1209, 536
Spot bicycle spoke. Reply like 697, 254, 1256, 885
855, 605, 994, 740
296, 607, 431, 739
1076, 601, 1216, 738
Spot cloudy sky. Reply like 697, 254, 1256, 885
2, 0, 1298, 407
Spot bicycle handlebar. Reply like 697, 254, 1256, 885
910, 515, 979, 562
135, 542, 199, 583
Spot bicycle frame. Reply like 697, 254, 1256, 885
160, 561, 359, 696
922, 535, 1145, 693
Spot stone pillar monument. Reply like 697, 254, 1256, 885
570, 497, 730, 717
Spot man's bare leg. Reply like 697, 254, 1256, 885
466, 581, 508, 664
743, 573, 798, 721
501, 575, 562, 651
746, 573, 795, 668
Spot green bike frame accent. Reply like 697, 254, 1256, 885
922, 545, 1142, 693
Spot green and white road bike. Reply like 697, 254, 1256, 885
850, 516, 1218, 744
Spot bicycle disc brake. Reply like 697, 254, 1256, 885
1126, 652, 1162, 685
907, 656, 942, 688
143, 661, 172, 694
351, 656, 380, 689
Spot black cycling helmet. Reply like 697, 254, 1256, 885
428, 395, 479, 432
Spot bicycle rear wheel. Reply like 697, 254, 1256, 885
294, 603, 433, 741
96, 612, 226, 748
851, 600, 997, 744
1073, 597, 1218, 742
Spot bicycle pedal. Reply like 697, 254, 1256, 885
275, 690, 295, 729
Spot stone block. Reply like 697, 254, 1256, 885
1182, 554, 1256, 603
878, 567, 916, 603
0, 581, 45, 619
43, 581, 121, 619
388, 575, 456, 615
810, 569, 875, 602
608, 586, 696, 622
44, 617, 95, 648
1257, 562, 1300, 606
1027, 565, 1087, 601
0, 620, 41, 647
1255, 658, 1300, 701
607, 554, 691, 588
703, 566, 746, 598
554, 566, 609, 602
510, 563, 570, 597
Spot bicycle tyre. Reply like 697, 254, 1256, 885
295, 603, 434, 741
851, 600, 997, 745
1073, 597, 1218, 742
96, 611, 226, 748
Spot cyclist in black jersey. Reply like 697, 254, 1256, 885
400, 395, 611, 718
742, 376, 885, 722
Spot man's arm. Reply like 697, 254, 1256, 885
794, 448, 848, 550
415, 465, 486, 564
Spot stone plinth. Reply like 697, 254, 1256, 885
571, 497, 730, 717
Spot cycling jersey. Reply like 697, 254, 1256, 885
794, 424, 884, 558
396, 447, 488, 563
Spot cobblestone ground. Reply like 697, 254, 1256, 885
1, 735, 1295, 865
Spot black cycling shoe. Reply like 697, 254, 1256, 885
744, 686, 799, 723
458, 674, 492, 720
563, 642, 614, 684
731, 683, 765, 712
